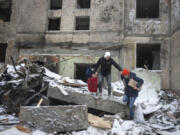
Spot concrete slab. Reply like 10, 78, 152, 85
47, 87, 128, 114
19, 105, 88, 133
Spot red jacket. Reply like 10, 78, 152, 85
88, 77, 98, 93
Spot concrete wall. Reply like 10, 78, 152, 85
169, 0, 180, 91
0, 0, 19, 63
124, 0, 170, 35
170, 30, 180, 91
17, 0, 48, 33
171, 0, 180, 33
46, 0, 124, 44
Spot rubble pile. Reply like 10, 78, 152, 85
0, 58, 49, 114
0, 57, 86, 114
71, 89, 180, 135
0, 64, 180, 134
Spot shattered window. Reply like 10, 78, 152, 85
136, 0, 159, 18
0, 0, 12, 22
0, 43, 7, 63
48, 18, 61, 31
75, 17, 90, 30
136, 44, 161, 70
50, 0, 62, 10
77, 0, 90, 9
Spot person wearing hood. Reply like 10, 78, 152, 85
121, 69, 144, 120
94, 52, 122, 96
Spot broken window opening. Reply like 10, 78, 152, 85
48, 18, 61, 31
136, 0, 159, 18
75, 17, 90, 30
0, 43, 7, 63
77, 0, 90, 9
50, 0, 62, 10
136, 44, 161, 70
0, 0, 12, 22
74, 63, 94, 82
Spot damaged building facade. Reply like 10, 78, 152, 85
0, 0, 180, 91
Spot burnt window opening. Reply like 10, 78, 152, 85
50, 0, 62, 10
74, 63, 94, 82
75, 17, 90, 30
0, 0, 12, 22
77, 0, 90, 9
136, 44, 161, 70
0, 43, 7, 63
48, 18, 60, 31
136, 0, 159, 18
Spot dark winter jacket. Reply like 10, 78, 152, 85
85, 67, 94, 82
95, 57, 122, 76
121, 72, 144, 97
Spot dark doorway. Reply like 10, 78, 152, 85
48, 18, 61, 31
50, 0, 62, 10
0, 0, 12, 22
74, 63, 94, 82
0, 43, 7, 63
75, 16, 90, 30
77, 0, 90, 9
136, 0, 159, 18
136, 44, 161, 70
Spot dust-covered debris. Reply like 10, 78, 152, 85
0, 63, 180, 134
0, 57, 87, 114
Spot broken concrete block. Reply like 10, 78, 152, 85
19, 105, 88, 133
48, 87, 129, 114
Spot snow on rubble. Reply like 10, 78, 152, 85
0, 60, 88, 114
71, 68, 180, 135
1, 62, 180, 135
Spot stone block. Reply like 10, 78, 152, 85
19, 105, 88, 133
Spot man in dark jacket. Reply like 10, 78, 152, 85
94, 52, 122, 96
121, 69, 144, 120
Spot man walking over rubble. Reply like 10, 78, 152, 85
94, 52, 122, 97
121, 69, 144, 120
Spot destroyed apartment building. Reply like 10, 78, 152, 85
0, 0, 180, 91
0, 0, 180, 134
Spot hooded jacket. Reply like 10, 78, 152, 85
121, 72, 144, 97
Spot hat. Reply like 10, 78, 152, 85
122, 69, 130, 76
104, 52, 111, 58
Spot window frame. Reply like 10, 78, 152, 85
76, 0, 91, 9
0, 43, 7, 63
48, 18, 61, 31
135, 43, 162, 71
75, 16, 90, 31
50, 0, 63, 10
136, 0, 160, 19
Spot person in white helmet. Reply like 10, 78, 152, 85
94, 52, 122, 96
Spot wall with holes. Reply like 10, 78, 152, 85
124, 0, 170, 35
